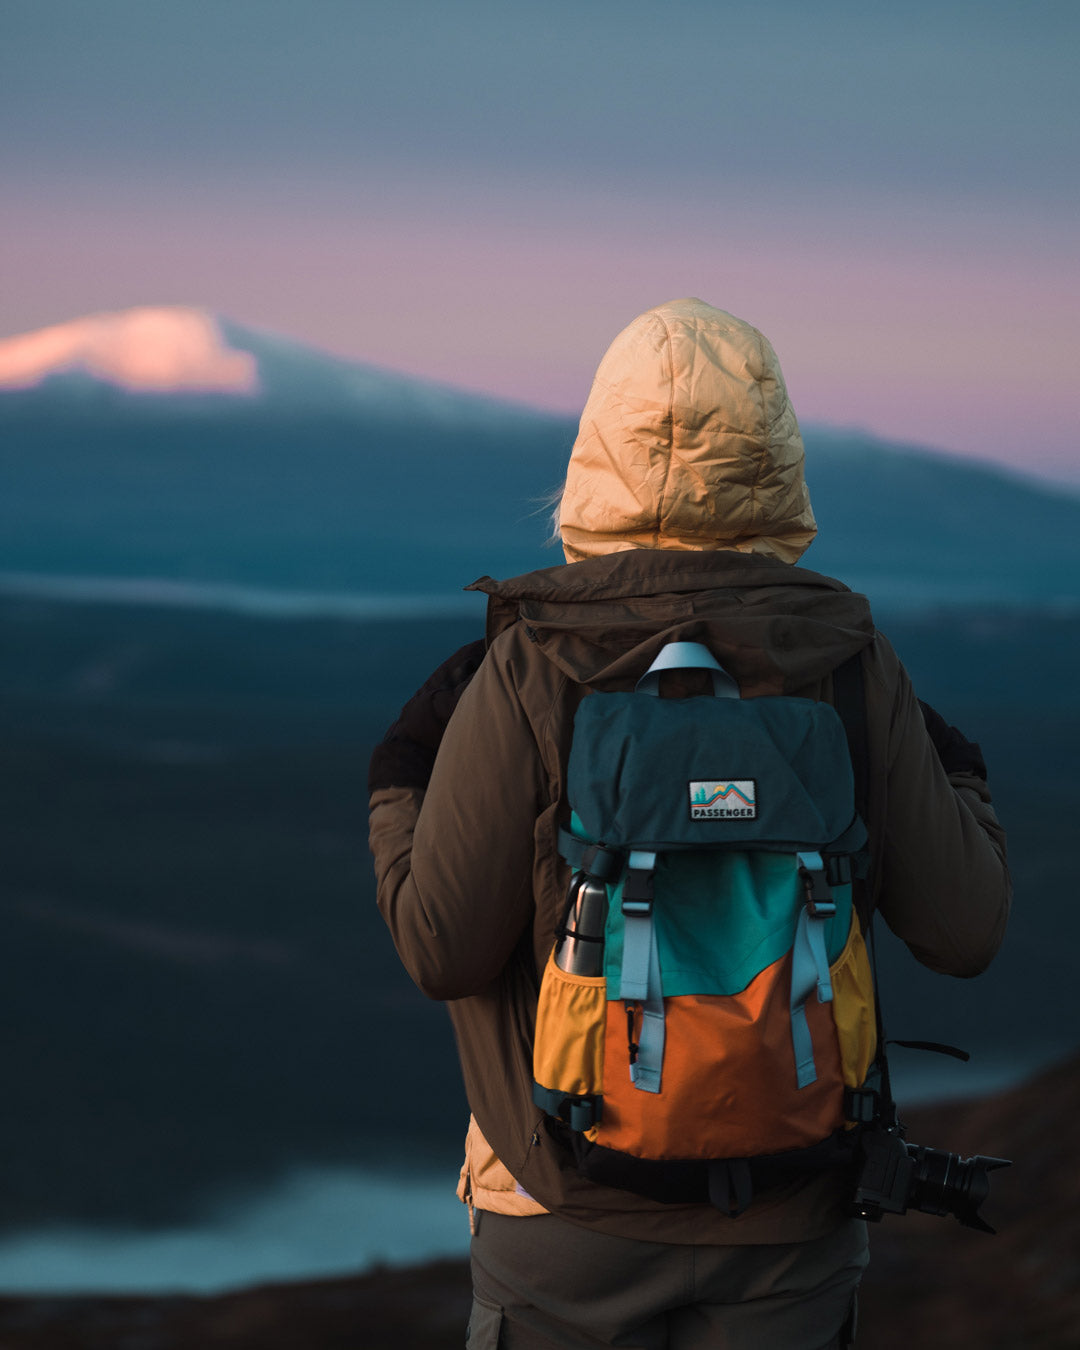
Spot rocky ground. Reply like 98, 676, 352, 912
0, 1054, 1075, 1349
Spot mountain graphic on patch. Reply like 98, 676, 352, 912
689, 779, 757, 820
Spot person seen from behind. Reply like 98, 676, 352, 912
368, 298, 1011, 1349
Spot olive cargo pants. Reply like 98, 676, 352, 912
468, 1211, 868, 1349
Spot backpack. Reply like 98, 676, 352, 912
531, 640, 879, 1213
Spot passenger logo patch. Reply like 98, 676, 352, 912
689, 780, 757, 820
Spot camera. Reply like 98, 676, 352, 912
852, 1129, 1010, 1234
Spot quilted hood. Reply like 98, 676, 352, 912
560, 298, 817, 565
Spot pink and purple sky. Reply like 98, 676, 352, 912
2, 0, 1077, 482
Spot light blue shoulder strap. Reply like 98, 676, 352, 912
635, 641, 739, 699
619, 850, 665, 1094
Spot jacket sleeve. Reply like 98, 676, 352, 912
873, 658, 1011, 977
368, 646, 545, 1001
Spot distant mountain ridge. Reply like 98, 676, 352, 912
0, 306, 557, 425
1, 307, 1077, 609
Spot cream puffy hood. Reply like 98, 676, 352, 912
560, 299, 816, 565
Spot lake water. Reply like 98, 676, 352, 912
0, 1166, 470, 1296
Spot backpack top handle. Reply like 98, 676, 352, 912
635, 641, 739, 700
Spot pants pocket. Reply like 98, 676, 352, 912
466, 1292, 504, 1347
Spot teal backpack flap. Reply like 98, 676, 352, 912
568, 692, 866, 855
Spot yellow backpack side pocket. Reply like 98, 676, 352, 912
533, 950, 606, 1100
829, 913, 877, 1092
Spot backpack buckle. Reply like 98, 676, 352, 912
797, 851, 836, 916
532, 1082, 603, 1131
825, 854, 852, 887
621, 875, 653, 915
622, 851, 656, 914
844, 1086, 881, 1125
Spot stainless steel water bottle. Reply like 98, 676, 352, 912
555, 873, 608, 976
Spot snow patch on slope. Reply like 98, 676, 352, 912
0, 308, 259, 395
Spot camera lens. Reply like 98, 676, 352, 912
908, 1145, 960, 1216
907, 1144, 1008, 1233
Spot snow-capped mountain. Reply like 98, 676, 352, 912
0, 305, 551, 427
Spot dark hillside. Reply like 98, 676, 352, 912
0, 1054, 1073, 1348
856, 1051, 1080, 1348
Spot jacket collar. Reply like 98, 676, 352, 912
468, 551, 875, 696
